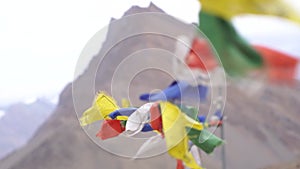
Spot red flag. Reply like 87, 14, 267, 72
185, 38, 219, 71
149, 102, 163, 134
96, 120, 125, 140
254, 45, 299, 83
176, 160, 185, 169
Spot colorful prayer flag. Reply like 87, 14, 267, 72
186, 38, 219, 71
96, 120, 125, 140
160, 102, 204, 169
149, 102, 163, 134
125, 103, 153, 136
254, 45, 299, 83
140, 81, 208, 102
199, 0, 300, 23
198, 11, 264, 76
187, 127, 224, 154
80, 92, 119, 126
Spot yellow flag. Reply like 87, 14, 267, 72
199, 0, 300, 23
115, 116, 128, 120
80, 92, 119, 126
160, 102, 204, 169
184, 114, 203, 131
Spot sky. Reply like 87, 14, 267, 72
0, 0, 300, 106
0, 110, 4, 119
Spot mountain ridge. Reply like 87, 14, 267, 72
1, 3, 300, 169
0, 98, 54, 159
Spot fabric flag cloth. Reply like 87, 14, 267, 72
187, 127, 224, 154
198, 11, 264, 76
80, 92, 119, 126
134, 134, 166, 159
96, 119, 125, 140
190, 144, 202, 166
133, 104, 164, 160
186, 38, 219, 71
178, 104, 224, 154
197, 0, 300, 76
199, 0, 300, 23
176, 160, 185, 169
140, 81, 188, 101
173, 35, 212, 86
254, 45, 299, 83
178, 105, 207, 125
96, 121, 154, 141
149, 102, 163, 134
179, 104, 223, 127
177, 104, 199, 121
160, 102, 204, 169
141, 124, 153, 132
177, 104, 208, 126
209, 114, 223, 127
198, 116, 206, 123
108, 107, 138, 120
181, 34, 300, 83
139, 81, 208, 102
125, 103, 153, 136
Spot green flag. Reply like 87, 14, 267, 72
177, 104, 199, 121
199, 11, 264, 76
187, 127, 224, 154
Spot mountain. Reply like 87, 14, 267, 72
0, 98, 55, 159
1, 3, 300, 169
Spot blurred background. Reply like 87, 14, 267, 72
1, 1, 300, 169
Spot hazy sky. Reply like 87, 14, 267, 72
0, 110, 4, 119
1, 0, 300, 106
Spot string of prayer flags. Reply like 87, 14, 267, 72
80, 92, 224, 169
